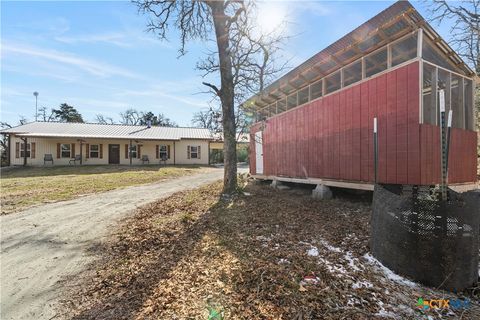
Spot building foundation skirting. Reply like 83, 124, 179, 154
252, 175, 478, 192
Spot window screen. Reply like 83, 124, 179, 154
325, 71, 341, 94
437, 68, 451, 114
298, 87, 309, 105
343, 61, 362, 87
391, 33, 418, 67
450, 74, 464, 128
287, 93, 297, 109
269, 103, 277, 116
365, 48, 387, 78
277, 99, 286, 113
464, 79, 474, 130
423, 63, 436, 125
310, 80, 323, 100
422, 38, 460, 74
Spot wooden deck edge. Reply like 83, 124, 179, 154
251, 175, 479, 192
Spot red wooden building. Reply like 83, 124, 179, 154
246, 1, 477, 191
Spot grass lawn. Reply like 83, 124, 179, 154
0, 165, 207, 214
60, 180, 479, 320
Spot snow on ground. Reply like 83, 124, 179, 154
306, 246, 319, 257
318, 238, 342, 253
363, 253, 418, 287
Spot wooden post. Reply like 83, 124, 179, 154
173, 141, 176, 165
129, 140, 132, 166
79, 140, 83, 165
22, 137, 27, 166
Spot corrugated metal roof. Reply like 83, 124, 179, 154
0, 122, 213, 141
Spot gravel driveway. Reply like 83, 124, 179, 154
0, 167, 241, 320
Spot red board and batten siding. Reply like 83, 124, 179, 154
250, 61, 477, 185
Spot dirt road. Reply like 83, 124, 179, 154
0, 167, 238, 320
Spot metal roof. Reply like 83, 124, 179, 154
0, 122, 214, 141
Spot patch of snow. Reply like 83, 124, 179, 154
347, 297, 360, 307
375, 309, 398, 318
278, 258, 290, 264
352, 280, 373, 289
363, 253, 417, 287
319, 239, 342, 253
344, 252, 362, 272
307, 246, 319, 257
256, 235, 270, 242
243, 192, 251, 196
318, 257, 348, 275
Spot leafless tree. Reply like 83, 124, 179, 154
36, 106, 55, 122
134, 0, 288, 193
428, 0, 480, 74
95, 114, 115, 125
192, 108, 222, 132
427, 0, 480, 151
18, 116, 28, 125
119, 108, 142, 125
1, 117, 29, 165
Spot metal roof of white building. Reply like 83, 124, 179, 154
0, 122, 214, 141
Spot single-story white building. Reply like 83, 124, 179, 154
1, 122, 215, 166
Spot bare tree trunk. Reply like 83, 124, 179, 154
208, 1, 237, 194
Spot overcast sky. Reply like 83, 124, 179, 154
1, 0, 450, 126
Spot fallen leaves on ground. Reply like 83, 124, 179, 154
60, 180, 479, 319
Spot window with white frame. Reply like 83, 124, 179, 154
90, 144, 99, 158
20, 143, 30, 158
310, 80, 323, 100
130, 145, 137, 158
61, 144, 71, 158
159, 145, 168, 159
365, 47, 387, 78
190, 146, 198, 159
391, 33, 418, 67
298, 87, 309, 105
342, 60, 362, 87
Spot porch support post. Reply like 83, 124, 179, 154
79, 140, 83, 165
7, 134, 11, 166
173, 141, 176, 165
129, 139, 132, 166
21, 137, 27, 166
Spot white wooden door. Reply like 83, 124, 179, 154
255, 131, 263, 174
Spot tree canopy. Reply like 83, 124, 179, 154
52, 103, 84, 123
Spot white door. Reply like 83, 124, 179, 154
255, 131, 263, 174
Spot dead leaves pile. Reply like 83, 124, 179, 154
61, 181, 479, 320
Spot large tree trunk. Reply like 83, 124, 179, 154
208, 1, 238, 194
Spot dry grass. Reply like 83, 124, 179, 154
61, 180, 479, 320
0, 165, 206, 214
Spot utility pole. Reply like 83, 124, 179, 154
33, 92, 39, 121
